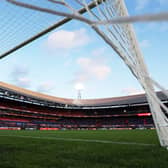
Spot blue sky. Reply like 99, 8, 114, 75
0, 0, 168, 99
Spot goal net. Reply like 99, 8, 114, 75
5, 0, 168, 148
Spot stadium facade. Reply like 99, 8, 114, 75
0, 82, 167, 130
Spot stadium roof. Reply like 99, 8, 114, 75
0, 82, 167, 108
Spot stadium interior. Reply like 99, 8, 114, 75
1, 1, 168, 167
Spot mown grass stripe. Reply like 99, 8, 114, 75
0, 134, 156, 146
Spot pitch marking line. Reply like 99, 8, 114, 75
0, 134, 156, 146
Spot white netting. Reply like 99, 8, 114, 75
6, 0, 168, 148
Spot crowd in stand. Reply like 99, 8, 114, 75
0, 116, 154, 129
0, 97, 154, 130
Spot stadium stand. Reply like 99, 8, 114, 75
0, 82, 168, 130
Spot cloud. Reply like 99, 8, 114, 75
135, 0, 150, 11
74, 56, 111, 83
11, 65, 29, 77
71, 47, 111, 84
47, 28, 90, 50
140, 40, 151, 48
10, 65, 31, 88
121, 88, 144, 96
37, 81, 55, 93
15, 77, 31, 88
78, 57, 111, 80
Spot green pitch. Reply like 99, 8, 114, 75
0, 129, 168, 168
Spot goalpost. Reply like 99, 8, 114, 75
6, 0, 168, 149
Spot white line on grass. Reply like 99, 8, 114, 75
0, 134, 156, 146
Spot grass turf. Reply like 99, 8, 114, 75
0, 130, 168, 168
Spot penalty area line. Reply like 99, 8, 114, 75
0, 134, 156, 146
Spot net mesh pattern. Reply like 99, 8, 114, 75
0, 0, 66, 57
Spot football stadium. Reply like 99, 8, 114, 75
1, 82, 168, 168
1, 0, 168, 168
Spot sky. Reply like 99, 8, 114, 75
0, 0, 168, 99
